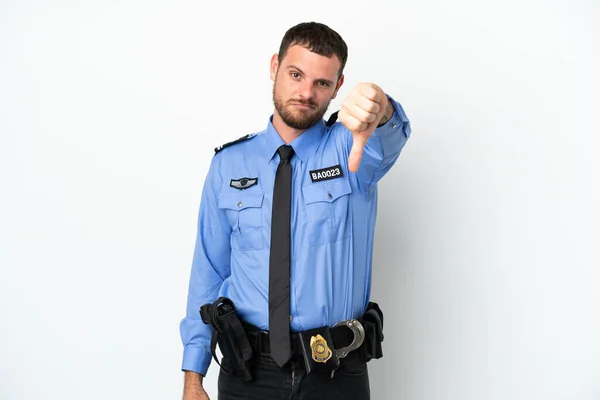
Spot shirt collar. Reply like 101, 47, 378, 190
259, 115, 326, 164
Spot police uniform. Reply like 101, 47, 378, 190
180, 94, 411, 399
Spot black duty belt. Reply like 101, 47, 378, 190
243, 318, 366, 359
200, 297, 384, 380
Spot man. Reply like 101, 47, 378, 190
180, 21, 411, 400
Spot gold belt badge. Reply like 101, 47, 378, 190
310, 334, 332, 363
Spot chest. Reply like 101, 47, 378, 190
218, 145, 354, 249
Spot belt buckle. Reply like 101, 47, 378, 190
333, 319, 365, 359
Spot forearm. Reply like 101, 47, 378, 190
184, 370, 204, 394
351, 94, 411, 194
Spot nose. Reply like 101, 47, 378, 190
297, 80, 314, 100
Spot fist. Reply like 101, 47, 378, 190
337, 83, 389, 172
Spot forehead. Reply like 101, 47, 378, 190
280, 44, 341, 79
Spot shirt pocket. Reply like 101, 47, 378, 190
218, 191, 264, 251
302, 178, 352, 246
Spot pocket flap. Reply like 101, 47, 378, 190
302, 178, 351, 205
218, 192, 264, 211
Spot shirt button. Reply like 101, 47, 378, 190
391, 123, 398, 129
289, 315, 293, 321
327, 193, 332, 199
237, 201, 243, 207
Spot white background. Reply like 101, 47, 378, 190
1, 1, 599, 399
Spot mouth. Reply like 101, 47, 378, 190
291, 103, 315, 110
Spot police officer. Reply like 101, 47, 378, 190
180, 21, 412, 400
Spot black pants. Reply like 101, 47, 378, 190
218, 351, 370, 400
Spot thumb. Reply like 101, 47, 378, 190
348, 134, 368, 173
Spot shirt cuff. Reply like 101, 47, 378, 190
181, 344, 212, 376
373, 94, 411, 139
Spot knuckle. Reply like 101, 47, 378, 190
362, 110, 373, 122
356, 110, 367, 123
366, 101, 379, 114
364, 86, 377, 100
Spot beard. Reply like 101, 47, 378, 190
272, 82, 331, 130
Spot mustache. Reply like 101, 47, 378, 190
289, 99, 316, 108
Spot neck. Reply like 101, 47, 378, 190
272, 110, 306, 144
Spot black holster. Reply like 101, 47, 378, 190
359, 301, 385, 363
199, 297, 254, 381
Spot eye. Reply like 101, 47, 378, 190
291, 72, 300, 79
318, 81, 330, 87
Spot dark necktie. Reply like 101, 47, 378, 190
268, 144, 295, 367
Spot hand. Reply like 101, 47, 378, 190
183, 387, 209, 400
338, 83, 390, 172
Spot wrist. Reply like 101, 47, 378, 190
377, 96, 394, 127
184, 370, 204, 388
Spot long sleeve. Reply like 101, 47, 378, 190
350, 94, 412, 195
179, 152, 232, 376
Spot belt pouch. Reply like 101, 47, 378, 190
360, 302, 385, 362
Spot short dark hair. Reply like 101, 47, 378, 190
277, 22, 348, 78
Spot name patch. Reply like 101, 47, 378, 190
309, 165, 343, 183
230, 177, 258, 190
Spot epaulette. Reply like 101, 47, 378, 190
214, 134, 256, 154
326, 111, 339, 127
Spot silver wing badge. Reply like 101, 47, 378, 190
230, 178, 258, 190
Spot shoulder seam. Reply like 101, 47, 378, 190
214, 134, 257, 154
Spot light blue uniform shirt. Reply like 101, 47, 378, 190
180, 94, 411, 376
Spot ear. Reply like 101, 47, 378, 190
270, 53, 279, 81
331, 74, 345, 99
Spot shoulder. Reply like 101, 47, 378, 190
214, 133, 261, 155
206, 132, 261, 186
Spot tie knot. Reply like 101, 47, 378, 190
277, 145, 295, 162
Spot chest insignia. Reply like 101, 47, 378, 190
230, 177, 258, 190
